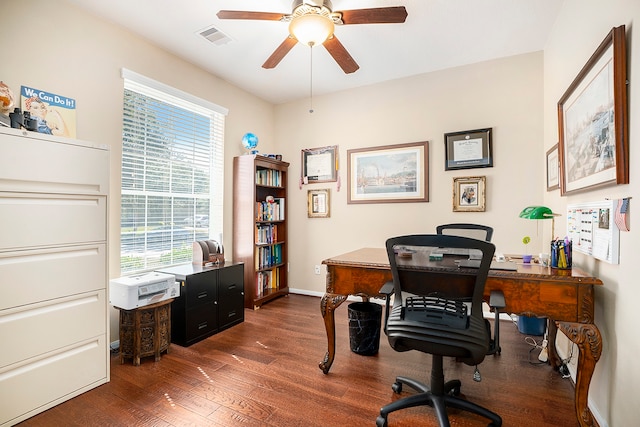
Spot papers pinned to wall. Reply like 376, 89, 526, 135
567, 200, 620, 264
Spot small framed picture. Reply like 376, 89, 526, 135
546, 143, 560, 191
453, 176, 486, 212
444, 128, 493, 170
308, 189, 330, 218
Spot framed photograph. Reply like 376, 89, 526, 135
453, 176, 486, 212
558, 25, 628, 195
307, 189, 330, 218
347, 141, 429, 204
546, 143, 560, 191
301, 145, 338, 184
444, 128, 493, 170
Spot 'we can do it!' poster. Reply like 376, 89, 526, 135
20, 85, 76, 138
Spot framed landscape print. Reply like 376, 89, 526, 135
557, 25, 628, 195
347, 141, 429, 204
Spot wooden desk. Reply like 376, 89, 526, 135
320, 248, 602, 427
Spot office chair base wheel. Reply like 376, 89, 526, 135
376, 415, 388, 427
391, 382, 402, 393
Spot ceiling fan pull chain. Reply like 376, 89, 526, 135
309, 43, 314, 113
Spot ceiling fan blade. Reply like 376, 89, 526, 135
217, 10, 286, 21
323, 36, 359, 74
262, 37, 298, 69
339, 7, 408, 24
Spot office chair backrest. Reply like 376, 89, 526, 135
436, 223, 493, 242
386, 234, 495, 317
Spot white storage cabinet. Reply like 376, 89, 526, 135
0, 127, 109, 426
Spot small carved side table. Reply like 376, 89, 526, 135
117, 299, 173, 366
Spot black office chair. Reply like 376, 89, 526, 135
436, 223, 504, 355
436, 223, 494, 242
377, 234, 502, 427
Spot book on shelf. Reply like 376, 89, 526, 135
255, 243, 283, 269
255, 269, 279, 296
255, 224, 278, 244
256, 169, 282, 187
256, 198, 285, 221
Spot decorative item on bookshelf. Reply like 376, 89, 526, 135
242, 132, 259, 154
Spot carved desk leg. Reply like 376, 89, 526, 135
557, 321, 602, 427
319, 292, 347, 374
547, 319, 560, 368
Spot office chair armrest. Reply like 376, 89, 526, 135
380, 281, 394, 296
489, 290, 506, 310
380, 281, 394, 334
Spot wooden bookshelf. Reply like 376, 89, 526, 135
233, 155, 289, 309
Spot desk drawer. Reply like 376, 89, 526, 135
183, 302, 218, 345
218, 297, 244, 331
185, 271, 217, 306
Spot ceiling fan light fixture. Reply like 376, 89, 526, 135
289, 13, 334, 46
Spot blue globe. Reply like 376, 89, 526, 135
242, 133, 258, 152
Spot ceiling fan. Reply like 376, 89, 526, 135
217, 0, 408, 74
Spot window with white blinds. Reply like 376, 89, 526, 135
120, 69, 227, 273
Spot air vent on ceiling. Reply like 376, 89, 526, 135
199, 26, 232, 45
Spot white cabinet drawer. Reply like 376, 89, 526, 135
0, 290, 107, 368
0, 128, 108, 196
0, 193, 106, 250
0, 243, 106, 309
0, 335, 108, 427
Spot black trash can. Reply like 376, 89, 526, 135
348, 302, 382, 356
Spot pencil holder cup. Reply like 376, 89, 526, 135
550, 240, 572, 269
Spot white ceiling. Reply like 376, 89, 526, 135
66, 0, 563, 105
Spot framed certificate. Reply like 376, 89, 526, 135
301, 145, 338, 183
444, 128, 493, 171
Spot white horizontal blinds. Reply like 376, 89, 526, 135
121, 70, 226, 273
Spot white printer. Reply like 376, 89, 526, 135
109, 271, 179, 310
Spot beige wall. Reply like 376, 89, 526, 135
276, 52, 545, 296
3, 0, 639, 425
543, 1, 640, 425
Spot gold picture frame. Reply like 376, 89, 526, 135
308, 189, 330, 218
453, 176, 486, 212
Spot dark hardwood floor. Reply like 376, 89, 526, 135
19, 294, 579, 426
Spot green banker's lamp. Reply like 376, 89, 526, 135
519, 206, 559, 245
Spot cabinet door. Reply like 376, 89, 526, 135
218, 264, 244, 330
